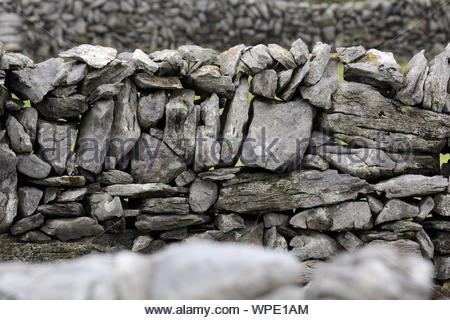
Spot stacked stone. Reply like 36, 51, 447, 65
0, 40, 449, 295
0, 0, 448, 61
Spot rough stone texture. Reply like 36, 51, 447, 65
174, 170, 196, 187
35, 94, 88, 121
17, 187, 43, 218
306, 245, 433, 299
417, 196, 435, 221
132, 235, 152, 252
336, 232, 363, 252
15, 107, 38, 143
59, 44, 117, 69
133, 72, 182, 90
434, 256, 450, 280
264, 213, 289, 229
434, 194, 450, 217
367, 195, 384, 214
6, 115, 33, 154
278, 60, 310, 101
250, 69, 277, 99
131, 49, 158, 74
215, 214, 245, 233
240, 45, 273, 75
56, 188, 87, 203
268, 44, 296, 69
16, 154, 52, 179
38, 202, 86, 218
395, 50, 428, 106
140, 197, 190, 215
304, 42, 331, 86
198, 167, 242, 182
215, 170, 372, 214
216, 44, 245, 78
290, 38, 309, 66
98, 170, 134, 185
41, 217, 104, 241
88, 193, 123, 222
10, 213, 44, 236
135, 214, 210, 232
375, 199, 419, 224
88, 82, 123, 103
415, 228, 434, 259
375, 175, 448, 198
105, 184, 187, 198
423, 51, 449, 112
189, 65, 235, 98
189, 178, 218, 213
264, 227, 288, 252
137, 90, 167, 130
0, 143, 18, 233
367, 239, 422, 257
336, 46, 366, 64
29, 176, 86, 188
290, 201, 372, 231
290, 231, 341, 261
241, 98, 314, 172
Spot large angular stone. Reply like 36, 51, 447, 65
17, 153, 53, 180
344, 49, 403, 91
320, 82, 450, 153
290, 38, 309, 66
395, 50, 428, 106
41, 217, 104, 241
336, 46, 366, 64
189, 65, 235, 98
304, 42, 331, 86
290, 201, 372, 231
132, 72, 183, 90
130, 133, 186, 183
59, 44, 117, 68
10, 213, 44, 236
7, 58, 65, 103
98, 170, 134, 185
434, 194, 450, 217
35, 94, 88, 120
264, 227, 288, 252
105, 184, 187, 198
415, 228, 434, 259
290, 231, 341, 261
300, 58, 339, 110
216, 44, 245, 78
135, 214, 210, 232
140, 197, 189, 215
0, 144, 18, 233
268, 44, 296, 69
6, 115, 33, 153
174, 170, 197, 187
88, 193, 123, 221
189, 178, 218, 213
15, 107, 38, 143
241, 98, 314, 172
17, 187, 43, 218
240, 45, 273, 75
137, 90, 167, 130
149, 49, 187, 76
80, 59, 135, 95
278, 60, 310, 101
109, 79, 141, 163
215, 213, 245, 233
37, 120, 77, 175
336, 231, 363, 251
423, 51, 449, 112
374, 175, 448, 198
178, 45, 217, 65
214, 169, 372, 214
37, 202, 85, 218
55, 188, 87, 203
88, 82, 123, 103
250, 69, 277, 99
66, 62, 88, 85
76, 99, 114, 174
220, 74, 249, 165
131, 49, 158, 74
375, 199, 419, 224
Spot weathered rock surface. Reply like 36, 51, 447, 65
395, 50, 428, 105
38, 202, 85, 218
268, 44, 296, 69
415, 228, 434, 259
135, 214, 210, 232
241, 98, 314, 172
278, 60, 310, 101
250, 69, 277, 99
140, 197, 190, 215
15, 107, 38, 143
264, 213, 289, 229
189, 65, 235, 98
88, 82, 123, 103
174, 170, 196, 187
133, 72, 183, 90
215, 170, 372, 214
375, 199, 419, 224
264, 227, 288, 252
198, 167, 242, 182
10, 213, 44, 236
137, 90, 167, 130
336, 46, 365, 64
41, 217, 104, 241
434, 194, 450, 217
375, 175, 448, 198
88, 193, 123, 221
304, 42, 331, 86
178, 45, 217, 65
59, 44, 117, 68
423, 51, 449, 112
17, 187, 43, 218
434, 256, 450, 280
216, 44, 245, 78
55, 188, 87, 203
131, 49, 158, 74
240, 45, 273, 75
30, 176, 86, 187
17, 154, 52, 179
215, 213, 245, 233
290, 231, 341, 261
6, 115, 33, 153
35, 94, 88, 120
290, 38, 309, 66
290, 201, 372, 231
132, 235, 152, 252
336, 231, 363, 252
189, 178, 218, 213
367, 239, 422, 257
105, 183, 187, 198
98, 170, 134, 185
417, 196, 435, 221
0, 144, 18, 233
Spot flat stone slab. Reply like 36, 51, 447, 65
59, 44, 117, 68
374, 174, 448, 198
104, 184, 188, 198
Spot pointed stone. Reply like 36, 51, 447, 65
217, 44, 245, 78
15, 106, 38, 143
278, 60, 310, 101
304, 42, 331, 86
290, 38, 309, 66
240, 45, 273, 75
434, 194, 450, 217
336, 46, 366, 64
268, 44, 296, 69
10, 213, 45, 235
395, 50, 428, 105
423, 51, 449, 112
18, 187, 43, 218
189, 178, 218, 213
417, 196, 434, 221
375, 199, 419, 224
132, 48, 158, 74
6, 115, 32, 153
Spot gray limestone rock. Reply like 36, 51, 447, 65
35, 94, 88, 120
278, 59, 310, 101
76, 99, 114, 175
15, 107, 38, 143
88, 82, 123, 103
132, 72, 183, 90
29, 176, 86, 187
367, 195, 384, 214
149, 49, 187, 76
380, 220, 423, 233
434, 256, 450, 280
434, 194, 450, 217
105, 183, 187, 198
433, 233, 450, 255
189, 178, 218, 213
375, 199, 419, 224
423, 220, 450, 232
7, 57, 65, 103
290, 231, 341, 261
174, 170, 196, 187
140, 197, 189, 215
59, 44, 117, 68
10, 213, 44, 236
130, 133, 187, 183
215, 169, 372, 214
290, 201, 372, 231
17, 154, 52, 179
306, 245, 432, 299
98, 170, 134, 185
277, 69, 294, 93
18, 187, 43, 218
88, 193, 123, 221
321, 81, 450, 153
40, 217, 104, 241
43, 188, 60, 204
344, 49, 403, 91
395, 50, 428, 105
215, 213, 245, 233
66, 62, 88, 85
290, 38, 309, 66
135, 214, 210, 232
241, 98, 314, 172
336, 46, 366, 64
131, 49, 158, 74
137, 90, 167, 130
263, 213, 289, 229
197, 167, 242, 182
19, 231, 51, 243
336, 232, 363, 252
160, 228, 188, 241
6, 115, 33, 153
37, 202, 85, 218
264, 227, 288, 252
268, 44, 296, 69
240, 45, 273, 75
250, 69, 277, 99
423, 51, 449, 112
0, 144, 18, 233
220, 74, 249, 165
55, 188, 87, 203
37, 120, 77, 175
375, 175, 448, 198
178, 45, 217, 65
216, 44, 245, 78
415, 228, 434, 259
132, 235, 153, 252
189, 65, 235, 98
417, 196, 434, 221
300, 58, 339, 110
367, 239, 423, 258
109, 79, 141, 163
1, 52, 34, 70
304, 42, 331, 86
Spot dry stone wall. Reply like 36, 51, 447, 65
0, 38, 450, 294
0, 0, 449, 61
